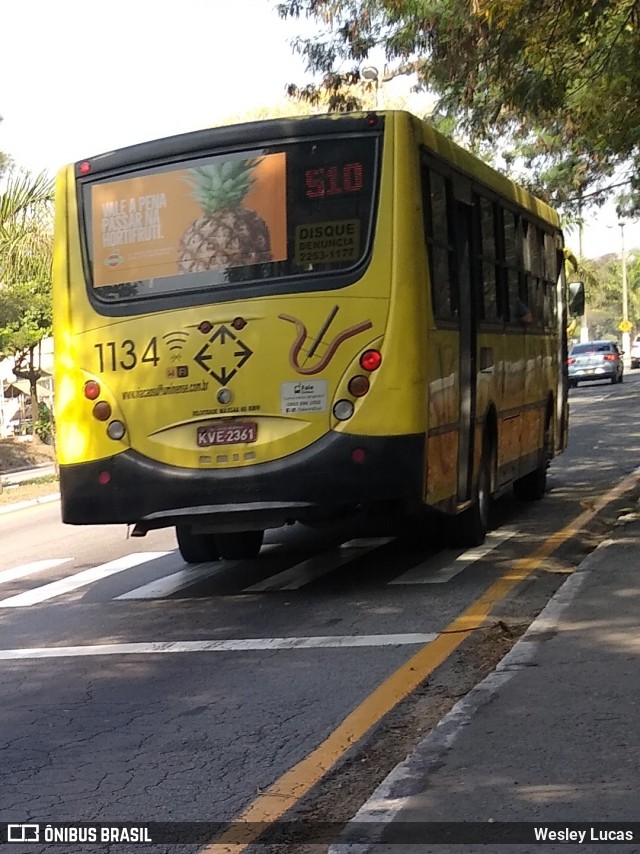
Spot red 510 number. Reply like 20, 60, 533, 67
305, 163, 364, 199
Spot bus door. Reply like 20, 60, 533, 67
453, 183, 477, 503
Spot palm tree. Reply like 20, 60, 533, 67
0, 170, 55, 441
0, 170, 54, 284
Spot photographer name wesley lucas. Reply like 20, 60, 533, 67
534, 826, 634, 843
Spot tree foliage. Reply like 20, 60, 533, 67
277, 0, 640, 214
0, 113, 10, 178
582, 251, 640, 341
0, 170, 55, 420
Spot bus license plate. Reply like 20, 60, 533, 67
197, 423, 258, 446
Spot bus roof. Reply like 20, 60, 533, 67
70, 109, 560, 228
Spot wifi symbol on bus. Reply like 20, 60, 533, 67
162, 330, 189, 352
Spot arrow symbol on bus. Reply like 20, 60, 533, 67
210, 366, 237, 386
194, 344, 212, 372
211, 324, 232, 345
193, 326, 253, 386
234, 340, 252, 368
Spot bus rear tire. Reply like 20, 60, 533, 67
449, 446, 492, 548
176, 525, 220, 564
513, 463, 547, 501
514, 416, 551, 501
216, 530, 264, 560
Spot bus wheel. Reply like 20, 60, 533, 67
176, 525, 219, 564
450, 447, 492, 548
514, 419, 551, 501
513, 462, 546, 501
216, 530, 264, 560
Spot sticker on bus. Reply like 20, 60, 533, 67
281, 380, 328, 414
294, 220, 360, 266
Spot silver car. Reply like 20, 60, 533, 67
567, 340, 624, 387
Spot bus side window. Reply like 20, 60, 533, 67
523, 220, 545, 329
503, 210, 523, 326
542, 232, 559, 328
421, 161, 458, 325
478, 196, 501, 323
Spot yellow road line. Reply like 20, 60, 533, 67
203, 468, 640, 852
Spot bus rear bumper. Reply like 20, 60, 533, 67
59, 431, 426, 530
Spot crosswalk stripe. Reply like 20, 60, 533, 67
389, 529, 517, 585
0, 552, 171, 608
116, 562, 232, 599
243, 538, 395, 592
0, 632, 439, 660
0, 558, 73, 586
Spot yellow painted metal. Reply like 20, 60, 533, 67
54, 111, 566, 510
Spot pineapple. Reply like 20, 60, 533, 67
178, 158, 272, 273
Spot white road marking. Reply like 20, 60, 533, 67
0, 552, 171, 608
116, 562, 233, 599
340, 537, 395, 549
390, 529, 517, 585
0, 633, 439, 660
243, 538, 395, 592
0, 558, 73, 586
120, 543, 283, 599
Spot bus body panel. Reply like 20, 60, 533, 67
53, 111, 568, 538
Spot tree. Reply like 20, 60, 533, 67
277, 0, 640, 214
583, 251, 640, 341
0, 170, 54, 438
0, 112, 12, 179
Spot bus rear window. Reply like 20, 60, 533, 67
81, 134, 381, 305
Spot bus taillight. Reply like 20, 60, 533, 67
348, 375, 370, 397
360, 349, 382, 371
84, 380, 100, 399
93, 401, 112, 421
107, 420, 126, 440
333, 400, 354, 421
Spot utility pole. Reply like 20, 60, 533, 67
620, 221, 630, 364
578, 198, 589, 343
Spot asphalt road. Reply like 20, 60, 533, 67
1, 372, 639, 853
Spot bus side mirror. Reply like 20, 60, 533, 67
568, 281, 585, 317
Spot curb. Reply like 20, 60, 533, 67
0, 493, 60, 515
0, 462, 55, 476
0, 464, 57, 487
328, 537, 612, 853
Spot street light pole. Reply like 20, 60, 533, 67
361, 66, 380, 109
578, 198, 589, 342
620, 221, 630, 363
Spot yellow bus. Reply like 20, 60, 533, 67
53, 111, 574, 563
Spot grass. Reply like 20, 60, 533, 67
0, 438, 58, 508
0, 478, 59, 508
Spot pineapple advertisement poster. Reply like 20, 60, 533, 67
91, 153, 287, 287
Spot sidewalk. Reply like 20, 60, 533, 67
0, 462, 56, 486
0, 464, 59, 514
334, 508, 640, 852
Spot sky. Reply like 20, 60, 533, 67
1, 0, 638, 260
